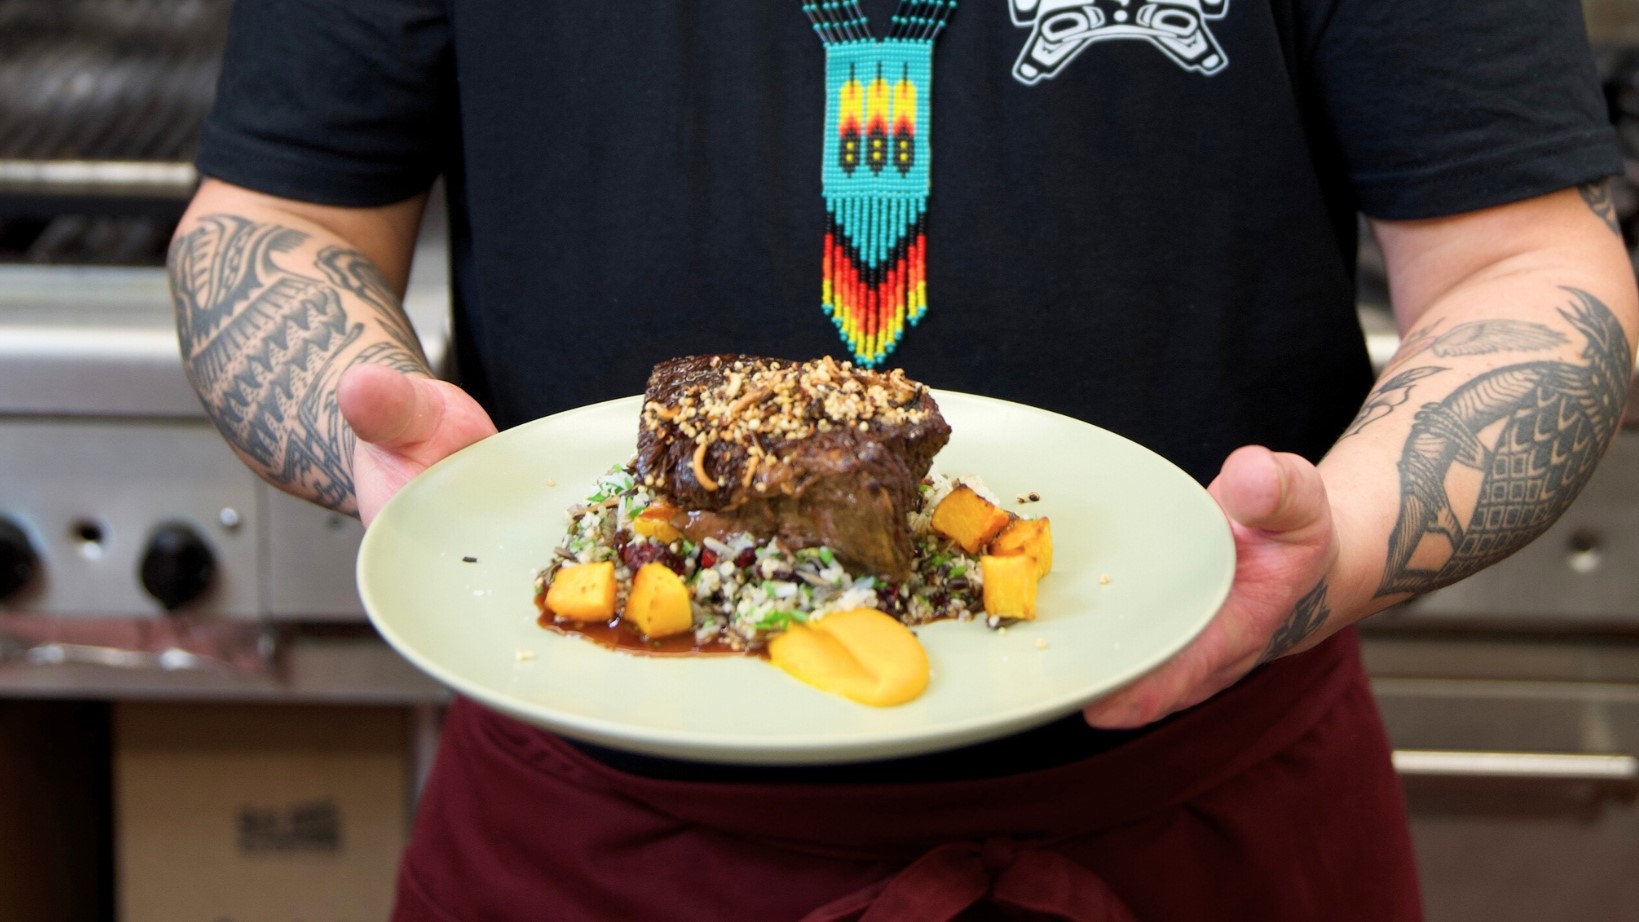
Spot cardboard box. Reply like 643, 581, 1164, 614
114, 702, 412, 922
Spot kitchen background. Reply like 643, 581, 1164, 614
1, 1, 1637, 919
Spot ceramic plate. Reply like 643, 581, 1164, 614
358, 391, 1234, 765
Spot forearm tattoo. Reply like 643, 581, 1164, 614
1578, 180, 1622, 236
1342, 318, 1569, 439
314, 246, 428, 362
169, 214, 428, 512
1376, 288, 1631, 596
1263, 579, 1331, 663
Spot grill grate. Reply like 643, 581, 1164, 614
0, 0, 230, 163
0, 0, 229, 263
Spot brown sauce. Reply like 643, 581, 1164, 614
535, 606, 754, 658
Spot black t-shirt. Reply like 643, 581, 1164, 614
199, 0, 1618, 480
197, 0, 1619, 778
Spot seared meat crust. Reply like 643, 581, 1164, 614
634, 354, 950, 579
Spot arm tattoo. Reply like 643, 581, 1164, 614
1341, 366, 1445, 439
1263, 579, 1330, 663
169, 214, 428, 513
315, 246, 429, 362
1376, 288, 1631, 596
1344, 320, 1567, 439
1578, 180, 1622, 236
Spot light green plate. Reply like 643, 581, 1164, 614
358, 391, 1234, 765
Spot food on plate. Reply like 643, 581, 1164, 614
534, 354, 1055, 705
634, 353, 951, 579
929, 483, 1013, 554
623, 562, 693, 639
980, 553, 1039, 620
989, 517, 1054, 579
542, 560, 616, 622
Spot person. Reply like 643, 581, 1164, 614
169, 1, 1637, 918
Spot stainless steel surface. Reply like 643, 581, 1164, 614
0, 418, 262, 617
1366, 634, 1639, 921
0, 0, 228, 166
1392, 749, 1639, 785
0, 265, 201, 416
263, 501, 377, 620
0, 230, 450, 624
4, 633, 220, 671
0, 159, 197, 200
0, 631, 445, 703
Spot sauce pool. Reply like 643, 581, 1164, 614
535, 605, 753, 658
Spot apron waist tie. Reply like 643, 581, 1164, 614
801, 838, 1139, 922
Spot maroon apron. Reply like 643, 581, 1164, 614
393, 629, 1421, 921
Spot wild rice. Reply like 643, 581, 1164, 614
535, 463, 991, 651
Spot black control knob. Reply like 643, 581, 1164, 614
139, 523, 216, 612
0, 518, 39, 600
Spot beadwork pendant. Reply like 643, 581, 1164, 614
804, 2, 955, 367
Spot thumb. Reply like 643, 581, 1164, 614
338, 364, 445, 450
1208, 445, 1328, 534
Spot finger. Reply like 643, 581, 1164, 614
1209, 445, 1327, 535
1082, 634, 1206, 728
1082, 684, 1163, 729
1082, 649, 1257, 729
1083, 663, 1191, 729
338, 364, 443, 449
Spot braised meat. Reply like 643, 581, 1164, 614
634, 354, 951, 579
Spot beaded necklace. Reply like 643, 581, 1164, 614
801, 0, 956, 367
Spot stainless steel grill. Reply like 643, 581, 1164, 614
0, 0, 226, 163
0, 0, 449, 635
0, 0, 228, 265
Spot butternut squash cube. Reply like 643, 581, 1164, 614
623, 562, 694, 639
989, 517, 1053, 579
632, 503, 683, 544
930, 485, 1013, 554
981, 553, 1039, 620
767, 608, 930, 707
544, 561, 617, 622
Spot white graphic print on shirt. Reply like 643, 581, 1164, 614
1009, 0, 1230, 85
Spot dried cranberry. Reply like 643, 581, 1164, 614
619, 542, 651, 570
734, 548, 758, 569
621, 541, 680, 573
699, 548, 719, 569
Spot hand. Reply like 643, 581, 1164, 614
1081, 445, 1339, 728
338, 364, 499, 526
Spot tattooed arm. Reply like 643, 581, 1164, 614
1329, 181, 1636, 609
1085, 182, 1638, 727
170, 178, 495, 519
